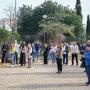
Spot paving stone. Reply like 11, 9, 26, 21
0, 60, 90, 90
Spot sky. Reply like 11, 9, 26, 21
0, 0, 90, 24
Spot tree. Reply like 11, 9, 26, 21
75, 0, 82, 18
17, 0, 84, 42
39, 21, 74, 42
75, 0, 84, 40
86, 15, 90, 37
4, 5, 15, 30
0, 28, 20, 45
17, 5, 33, 37
0, 28, 9, 39
64, 14, 83, 36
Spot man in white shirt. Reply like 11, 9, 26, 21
71, 42, 78, 66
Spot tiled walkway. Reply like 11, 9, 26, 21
0, 60, 89, 90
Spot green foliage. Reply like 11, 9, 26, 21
10, 31, 20, 42
64, 14, 83, 35
39, 22, 74, 42
17, 0, 84, 42
17, 5, 33, 35
86, 15, 90, 36
0, 28, 9, 40
76, 0, 82, 17
0, 28, 20, 45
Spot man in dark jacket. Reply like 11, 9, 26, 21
1, 42, 8, 64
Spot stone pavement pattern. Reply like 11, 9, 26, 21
0, 60, 90, 90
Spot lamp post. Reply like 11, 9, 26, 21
42, 15, 47, 43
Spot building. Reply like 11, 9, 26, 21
0, 18, 15, 31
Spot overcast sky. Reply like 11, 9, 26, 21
0, 0, 90, 24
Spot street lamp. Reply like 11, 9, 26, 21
42, 15, 47, 43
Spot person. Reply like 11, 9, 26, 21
32, 43, 36, 63
43, 43, 49, 64
19, 42, 26, 66
84, 40, 90, 86
1, 42, 9, 64
49, 43, 57, 64
34, 41, 41, 60
62, 42, 69, 65
71, 42, 78, 66
10, 43, 15, 68
56, 42, 63, 74
26, 43, 32, 68
14, 40, 20, 64
80, 42, 86, 68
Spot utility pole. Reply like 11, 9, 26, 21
15, 0, 17, 32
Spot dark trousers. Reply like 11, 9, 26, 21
43, 52, 48, 64
80, 57, 85, 68
2, 52, 7, 63
20, 53, 26, 66
63, 54, 68, 64
56, 57, 62, 72
86, 66, 90, 83
72, 53, 78, 65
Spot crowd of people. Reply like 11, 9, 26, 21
1, 40, 90, 86
1, 40, 41, 68
43, 40, 90, 86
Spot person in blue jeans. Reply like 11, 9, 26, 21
32, 43, 36, 63
34, 41, 41, 60
84, 40, 90, 86
62, 42, 69, 65
10, 43, 15, 68
49, 43, 57, 64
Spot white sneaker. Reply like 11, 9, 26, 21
11, 65, 14, 68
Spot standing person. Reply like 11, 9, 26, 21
84, 40, 90, 86
10, 43, 15, 68
32, 43, 36, 63
24, 42, 27, 65
71, 42, 78, 66
80, 42, 86, 57
14, 40, 19, 64
62, 42, 69, 65
1, 42, 8, 64
43, 43, 49, 64
50, 43, 57, 64
20, 42, 26, 66
26, 43, 32, 68
56, 42, 63, 74
34, 41, 41, 60
80, 42, 86, 68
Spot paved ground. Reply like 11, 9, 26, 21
0, 60, 90, 90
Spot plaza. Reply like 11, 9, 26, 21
0, 60, 90, 90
